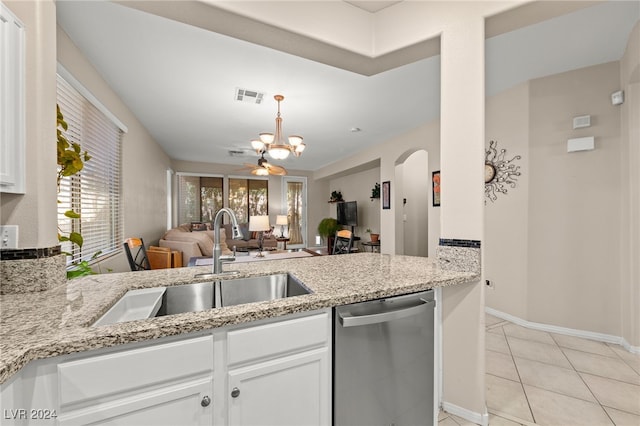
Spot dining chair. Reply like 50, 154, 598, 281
332, 229, 354, 255
123, 237, 150, 271
147, 246, 173, 269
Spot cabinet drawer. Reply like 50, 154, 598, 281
58, 335, 213, 407
227, 311, 329, 366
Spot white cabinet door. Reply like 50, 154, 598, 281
57, 378, 213, 426
227, 348, 330, 426
0, 2, 25, 194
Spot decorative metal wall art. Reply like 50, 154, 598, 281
485, 140, 522, 202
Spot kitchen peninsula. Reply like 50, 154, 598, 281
0, 253, 478, 425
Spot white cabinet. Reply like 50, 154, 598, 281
0, 2, 25, 194
227, 349, 329, 426
0, 309, 332, 426
57, 335, 214, 426
57, 378, 212, 426
225, 311, 331, 426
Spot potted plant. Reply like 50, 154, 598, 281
365, 228, 380, 243
57, 104, 98, 278
329, 190, 344, 203
318, 218, 340, 253
370, 183, 380, 199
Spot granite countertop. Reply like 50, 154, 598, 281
0, 253, 478, 385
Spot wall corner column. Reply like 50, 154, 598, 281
439, 13, 487, 422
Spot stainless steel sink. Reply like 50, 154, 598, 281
154, 273, 312, 317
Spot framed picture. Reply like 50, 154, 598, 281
432, 171, 441, 207
382, 181, 391, 210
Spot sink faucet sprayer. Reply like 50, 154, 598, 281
212, 208, 243, 274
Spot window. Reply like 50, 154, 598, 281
177, 174, 223, 224
57, 74, 123, 266
229, 178, 268, 223
286, 179, 305, 245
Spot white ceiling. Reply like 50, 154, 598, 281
56, 1, 638, 172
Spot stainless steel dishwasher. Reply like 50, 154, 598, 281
333, 290, 435, 426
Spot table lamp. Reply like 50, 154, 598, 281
276, 215, 288, 238
249, 215, 270, 257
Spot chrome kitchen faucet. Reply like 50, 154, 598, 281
211, 208, 243, 274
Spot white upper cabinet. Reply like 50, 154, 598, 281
0, 2, 25, 194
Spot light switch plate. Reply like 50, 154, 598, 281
1, 225, 19, 248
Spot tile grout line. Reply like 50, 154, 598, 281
490, 316, 640, 425
548, 332, 605, 409
499, 324, 537, 425
557, 342, 640, 387
487, 408, 537, 426
605, 342, 640, 377
503, 334, 577, 371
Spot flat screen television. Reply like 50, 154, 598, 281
337, 201, 358, 226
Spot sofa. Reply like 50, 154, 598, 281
159, 223, 277, 266
222, 223, 277, 251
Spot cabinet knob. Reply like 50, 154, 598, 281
231, 387, 240, 398
201, 395, 211, 407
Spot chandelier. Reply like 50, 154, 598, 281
250, 95, 305, 160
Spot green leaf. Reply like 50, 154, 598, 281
64, 210, 81, 219
67, 261, 97, 279
69, 232, 83, 247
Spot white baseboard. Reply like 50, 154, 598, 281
485, 307, 640, 355
441, 401, 489, 426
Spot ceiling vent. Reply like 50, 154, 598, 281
235, 88, 264, 105
228, 149, 247, 157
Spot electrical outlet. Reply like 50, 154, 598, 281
1, 225, 19, 249
485, 279, 495, 290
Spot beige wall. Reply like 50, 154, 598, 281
171, 159, 328, 248
485, 59, 640, 348
619, 22, 640, 347
57, 26, 172, 273
0, 1, 58, 249
316, 118, 441, 257
396, 150, 430, 257
528, 61, 622, 335
327, 166, 381, 240
484, 83, 530, 319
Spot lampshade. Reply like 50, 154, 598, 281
288, 135, 303, 147
251, 139, 265, 153
259, 133, 275, 144
252, 167, 269, 176
276, 215, 288, 226
248, 215, 270, 232
268, 145, 291, 160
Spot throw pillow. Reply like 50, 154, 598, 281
191, 222, 206, 231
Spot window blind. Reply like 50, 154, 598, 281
56, 74, 123, 266
177, 175, 223, 224
229, 178, 268, 223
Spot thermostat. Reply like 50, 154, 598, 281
611, 90, 624, 106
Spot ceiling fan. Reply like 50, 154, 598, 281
241, 152, 287, 176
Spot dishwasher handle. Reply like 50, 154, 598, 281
338, 298, 435, 327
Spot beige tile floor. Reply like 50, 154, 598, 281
439, 314, 640, 426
